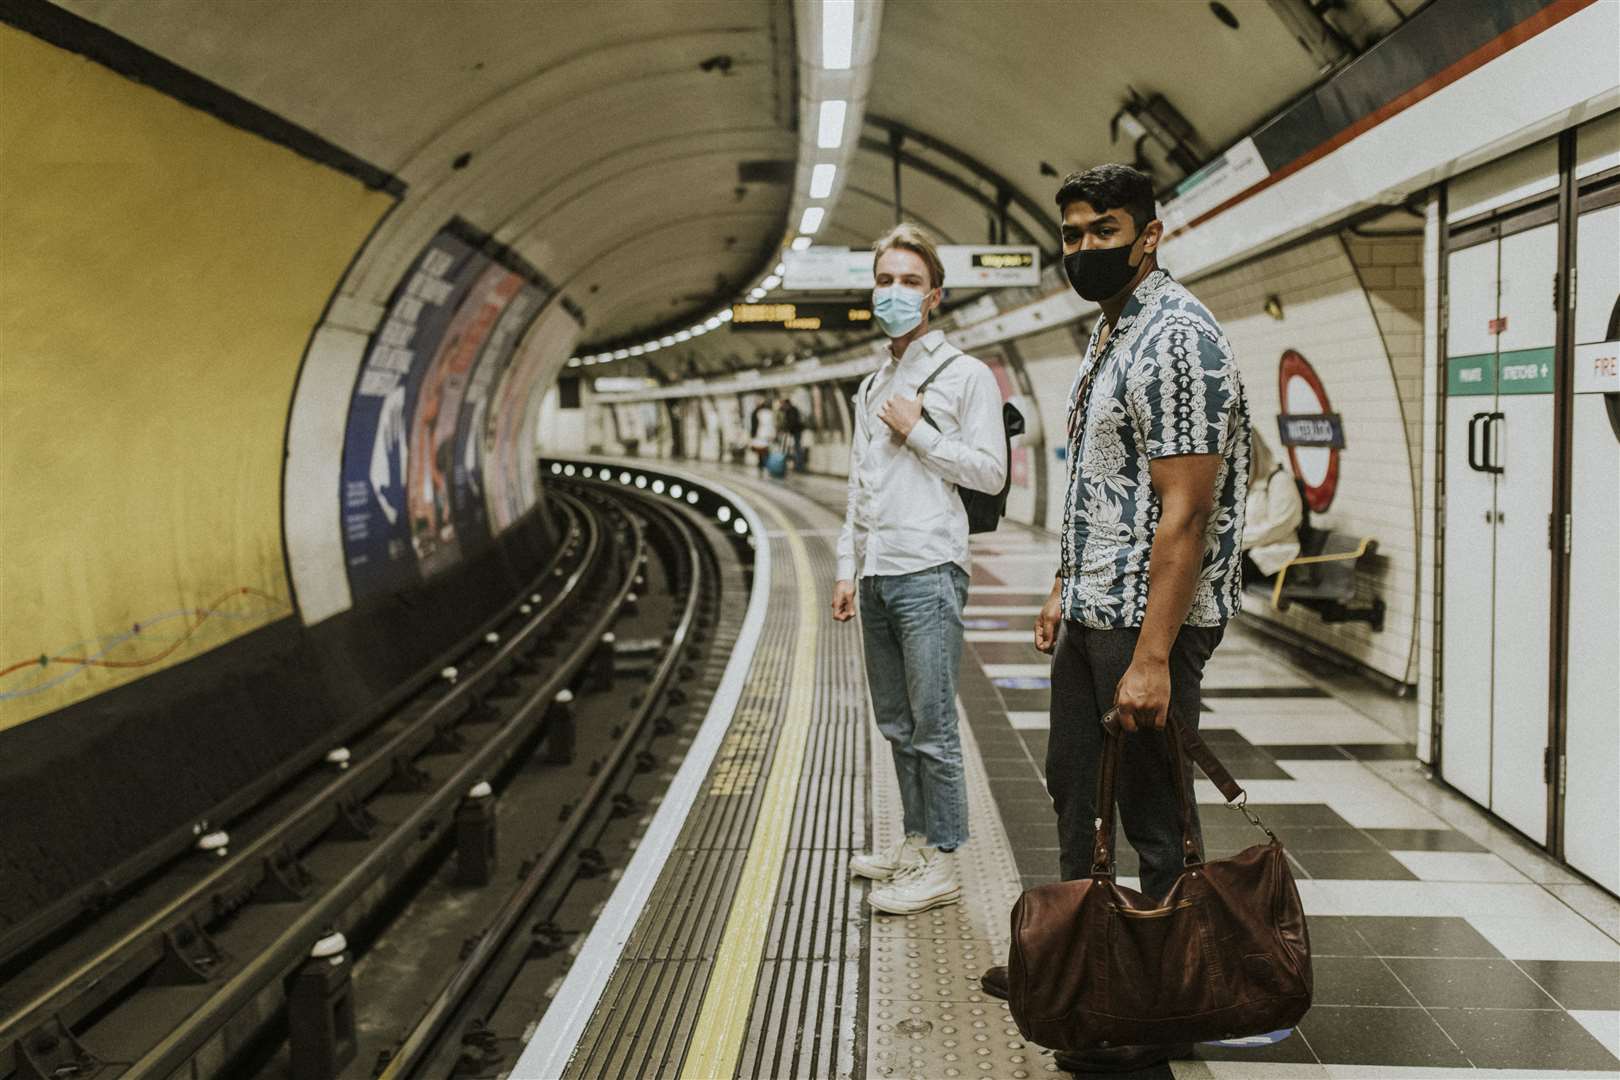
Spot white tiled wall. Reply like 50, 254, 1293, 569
1194, 235, 1421, 686
1006, 323, 1089, 534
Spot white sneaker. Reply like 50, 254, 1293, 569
850, 834, 925, 881
868, 847, 961, 914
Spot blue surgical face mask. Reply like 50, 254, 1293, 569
872, 285, 930, 338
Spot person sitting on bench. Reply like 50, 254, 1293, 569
1241, 430, 1302, 586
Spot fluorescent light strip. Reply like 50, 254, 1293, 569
798, 206, 825, 233
809, 163, 836, 199
817, 99, 847, 149
822, 0, 854, 69
791, 236, 813, 251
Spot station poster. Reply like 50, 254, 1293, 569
486, 302, 576, 534
450, 282, 548, 555
405, 262, 526, 577
340, 227, 491, 600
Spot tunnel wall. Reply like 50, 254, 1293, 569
0, 16, 583, 932
0, 24, 392, 731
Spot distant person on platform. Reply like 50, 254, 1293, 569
748, 398, 776, 473
779, 396, 805, 470
976, 164, 1250, 1075
1242, 430, 1302, 584
832, 223, 1008, 916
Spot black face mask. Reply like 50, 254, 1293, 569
1062, 231, 1146, 302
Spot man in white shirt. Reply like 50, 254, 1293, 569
832, 224, 1008, 915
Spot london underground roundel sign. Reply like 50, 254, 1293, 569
1276, 349, 1343, 513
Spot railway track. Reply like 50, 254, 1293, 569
1, 473, 752, 1080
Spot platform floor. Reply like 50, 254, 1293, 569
518, 462, 1620, 1079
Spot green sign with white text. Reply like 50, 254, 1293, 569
1448, 354, 1495, 396
1497, 347, 1555, 395
1447, 349, 1555, 397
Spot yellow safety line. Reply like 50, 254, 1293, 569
679, 497, 821, 1080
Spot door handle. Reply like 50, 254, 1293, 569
1467, 412, 1488, 472
1484, 411, 1505, 475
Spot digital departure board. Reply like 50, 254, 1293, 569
971, 250, 1034, 270
730, 302, 874, 331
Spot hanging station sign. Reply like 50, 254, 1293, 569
729, 301, 874, 331
939, 245, 1041, 287
782, 245, 1041, 291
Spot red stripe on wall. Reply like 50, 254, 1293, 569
1165, 0, 1601, 240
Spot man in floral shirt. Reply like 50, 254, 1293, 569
981, 164, 1249, 1075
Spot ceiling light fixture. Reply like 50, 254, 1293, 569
822, 0, 854, 69
567, 0, 878, 370
817, 99, 847, 149
810, 163, 837, 199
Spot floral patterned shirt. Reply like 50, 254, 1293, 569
1058, 269, 1250, 628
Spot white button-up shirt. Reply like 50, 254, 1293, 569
837, 330, 1008, 581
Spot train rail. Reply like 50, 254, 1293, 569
0, 478, 750, 1080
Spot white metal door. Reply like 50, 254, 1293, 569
1488, 223, 1558, 841
1563, 202, 1620, 893
1441, 240, 1500, 807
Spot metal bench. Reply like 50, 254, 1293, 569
1247, 477, 1385, 631
1268, 529, 1385, 631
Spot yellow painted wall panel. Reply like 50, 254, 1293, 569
0, 27, 392, 728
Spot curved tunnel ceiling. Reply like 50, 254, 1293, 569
55, 0, 801, 351
53, 0, 1418, 377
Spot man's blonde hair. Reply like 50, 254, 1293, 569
872, 222, 945, 289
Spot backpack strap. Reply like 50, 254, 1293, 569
914, 350, 961, 432
854, 371, 878, 436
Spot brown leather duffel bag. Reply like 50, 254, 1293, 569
1008, 709, 1312, 1051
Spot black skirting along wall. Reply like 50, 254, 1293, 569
0, 502, 558, 935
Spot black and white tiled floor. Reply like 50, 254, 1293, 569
957, 526, 1620, 1078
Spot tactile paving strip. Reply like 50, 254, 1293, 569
867, 703, 1063, 1078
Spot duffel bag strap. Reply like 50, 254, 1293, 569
1090, 709, 1279, 878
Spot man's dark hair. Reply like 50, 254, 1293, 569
1054, 163, 1157, 231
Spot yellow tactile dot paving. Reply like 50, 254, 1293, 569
865, 698, 1046, 1077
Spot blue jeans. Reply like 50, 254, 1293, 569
859, 564, 970, 849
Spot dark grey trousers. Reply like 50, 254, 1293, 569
1045, 621, 1224, 898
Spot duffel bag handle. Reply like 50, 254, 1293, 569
1088, 709, 1276, 880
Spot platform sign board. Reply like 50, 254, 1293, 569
729, 301, 874, 332
1276, 413, 1345, 449
1160, 136, 1270, 233
783, 245, 1041, 290
783, 247, 873, 291
341, 226, 488, 601
940, 245, 1041, 287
